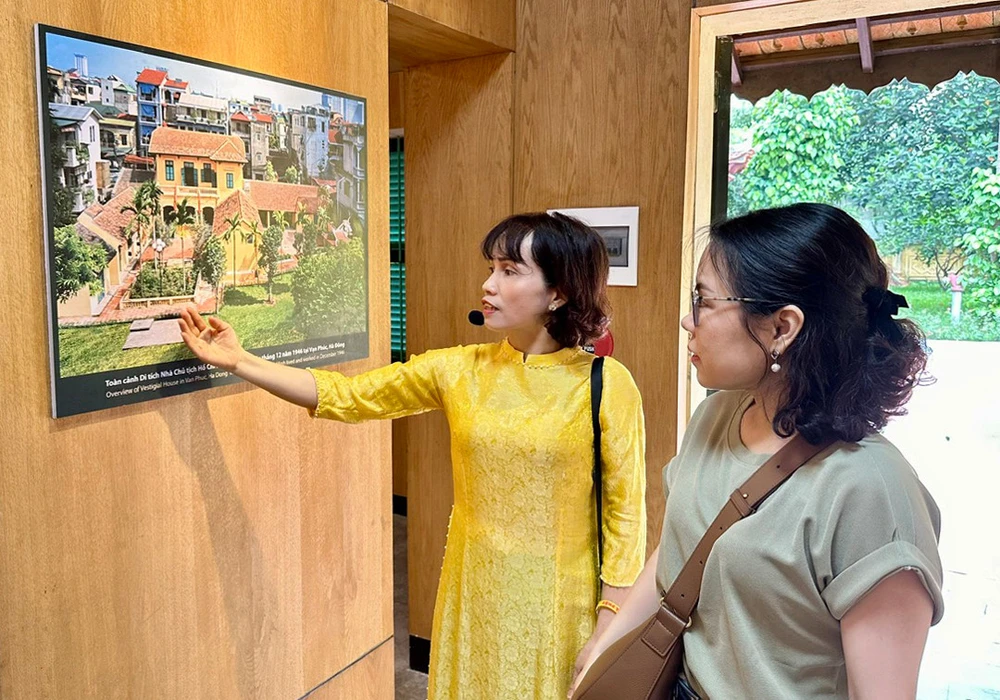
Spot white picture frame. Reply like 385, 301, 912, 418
548, 206, 639, 286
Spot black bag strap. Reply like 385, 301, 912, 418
590, 356, 605, 570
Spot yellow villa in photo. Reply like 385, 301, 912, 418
148, 126, 260, 285
148, 126, 246, 228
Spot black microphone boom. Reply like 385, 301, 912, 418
468, 310, 485, 326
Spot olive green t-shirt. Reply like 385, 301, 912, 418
656, 391, 943, 699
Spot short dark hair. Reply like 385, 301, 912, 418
708, 203, 929, 444
480, 212, 610, 348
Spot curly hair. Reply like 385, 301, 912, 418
708, 203, 930, 444
480, 212, 611, 348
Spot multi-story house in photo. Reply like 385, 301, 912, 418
328, 115, 366, 223
287, 105, 329, 179
147, 126, 246, 227
229, 108, 270, 180
135, 68, 189, 156
100, 75, 137, 116
49, 102, 101, 213
167, 93, 229, 135
97, 111, 135, 176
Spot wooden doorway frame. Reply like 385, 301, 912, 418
677, 0, 998, 446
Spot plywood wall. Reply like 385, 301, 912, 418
0, 0, 393, 697
400, 53, 515, 637
389, 0, 516, 49
399, 0, 694, 641
513, 0, 692, 548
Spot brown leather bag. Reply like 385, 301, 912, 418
572, 435, 832, 700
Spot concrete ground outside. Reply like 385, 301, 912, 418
883, 340, 1000, 699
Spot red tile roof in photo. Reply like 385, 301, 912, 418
136, 69, 167, 86
231, 111, 251, 122
123, 154, 154, 167
312, 178, 338, 194
83, 186, 139, 243
148, 127, 246, 163
164, 79, 188, 89
254, 112, 273, 123
213, 190, 262, 236
247, 180, 320, 214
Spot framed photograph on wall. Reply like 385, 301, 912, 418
547, 206, 639, 286
35, 24, 369, 417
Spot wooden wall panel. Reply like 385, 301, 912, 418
514, 0, 693, 547
389, 71, 405, 131
389, 4, 511, 72
389, 0, 516, 49
300, 639, 394, 699
401, 53, 514, 637
0, 0, 392, 697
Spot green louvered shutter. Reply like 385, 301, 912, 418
389, 137, 406, 363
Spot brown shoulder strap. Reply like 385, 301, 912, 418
659, 434, 833, 624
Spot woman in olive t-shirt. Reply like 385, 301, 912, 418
572, 203, 943, 700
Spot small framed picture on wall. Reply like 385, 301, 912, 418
547, 206, 639, 286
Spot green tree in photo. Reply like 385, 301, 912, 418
193, 230, 226, 313
291, 237, 366, 338
282, 165, 300, 184
260, 215, 285, 304
48, 123, 77, 227
222, 213, 242, 294
264, 160, 278, 182
53, 225, 109, 302
120, 179, 164, 252
172, 197, 197, 267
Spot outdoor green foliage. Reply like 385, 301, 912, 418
282, 165, 300, 184
130, 262, 194, 299
959, 167, 1000, 328
893, 281, 1000, 341
847, 75, 999, 280
53, 224, 108, 302
730, 73, 1000, 337
264, 160, 278, 182
729, 87, 858, 217
291, 236, 366, 338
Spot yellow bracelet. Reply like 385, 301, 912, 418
596, 599, 620, 615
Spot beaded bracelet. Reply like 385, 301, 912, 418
596, 599, 620, 615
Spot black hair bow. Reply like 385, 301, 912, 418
862, 287, 909, 341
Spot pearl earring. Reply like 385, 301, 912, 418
549, 303, 558, 311
770, 349, 781, 373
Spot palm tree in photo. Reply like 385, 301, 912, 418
222, 213, 242, 299
172, 198, 197, 292
173, 197, 196, 262
242, 220, 266, 290
140, 180, 163, 221
120, 186, 151, 263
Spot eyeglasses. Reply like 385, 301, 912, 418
691, 290, 786, 326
